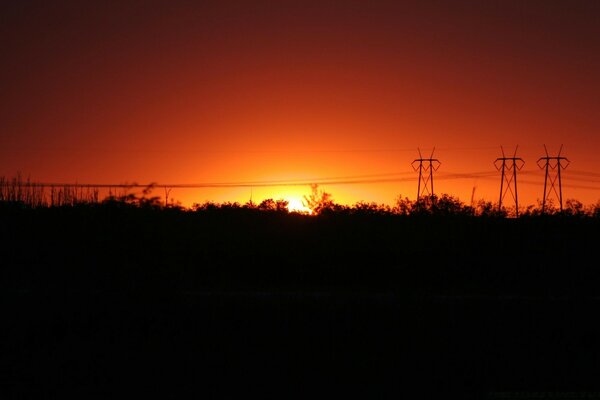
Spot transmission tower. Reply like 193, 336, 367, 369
537, 144, 570, 213
494, 145, 524, 216
411, 147, 441, 200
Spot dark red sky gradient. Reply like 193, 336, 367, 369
1, 1, 599, 207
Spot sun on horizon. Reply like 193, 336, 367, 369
285, 197, 312, 214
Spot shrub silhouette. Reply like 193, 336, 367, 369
303, 184, 335, 215
350, 201, 391, 216
474, 200, 507, 217
562, 199, 585, 217
258, 198, 289, 212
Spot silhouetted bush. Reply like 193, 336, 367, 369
474, 200, 507, 217
591, 201, 600, 218
350, 201, 392, 216
561, 199, 585, 217
303, 184, 335, 214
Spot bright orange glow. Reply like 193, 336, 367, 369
1, 2, 599, 208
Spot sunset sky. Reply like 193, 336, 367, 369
1, 1, 599, 207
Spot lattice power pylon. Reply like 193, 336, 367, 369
412, 147, 441, 200
537, 144, 570, 213
494, 146, 524, 216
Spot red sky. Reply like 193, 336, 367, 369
1, 1, 599, 207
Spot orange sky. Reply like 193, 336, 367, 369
1, 1, 599, 207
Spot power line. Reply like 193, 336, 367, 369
4, 145, 501, 154
564, 170, 600, 178
3, 152, 600, 195
6, 170, 600, 191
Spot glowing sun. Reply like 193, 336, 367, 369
286, 197, 311, 214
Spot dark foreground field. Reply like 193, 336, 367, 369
2, 204, 600, 398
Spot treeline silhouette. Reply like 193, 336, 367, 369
2, 175, 600, 397
2, 174, 600, 217
2, 185, 599, 295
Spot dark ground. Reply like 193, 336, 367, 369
1, 204, 600, 398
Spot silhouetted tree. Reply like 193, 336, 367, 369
562, 199, 585, 217
303, 184, 335, 215
243, 200, 257, 210
591, 201, 600, 219
431, 194, 473, 216
191, 201, 219, 212
521, 198, 557, 216
258, 198, 289, 212
258, 198, 276, 211
393, 196, 413, 216
475, 200, 507, 217
351, 201, 391, 215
